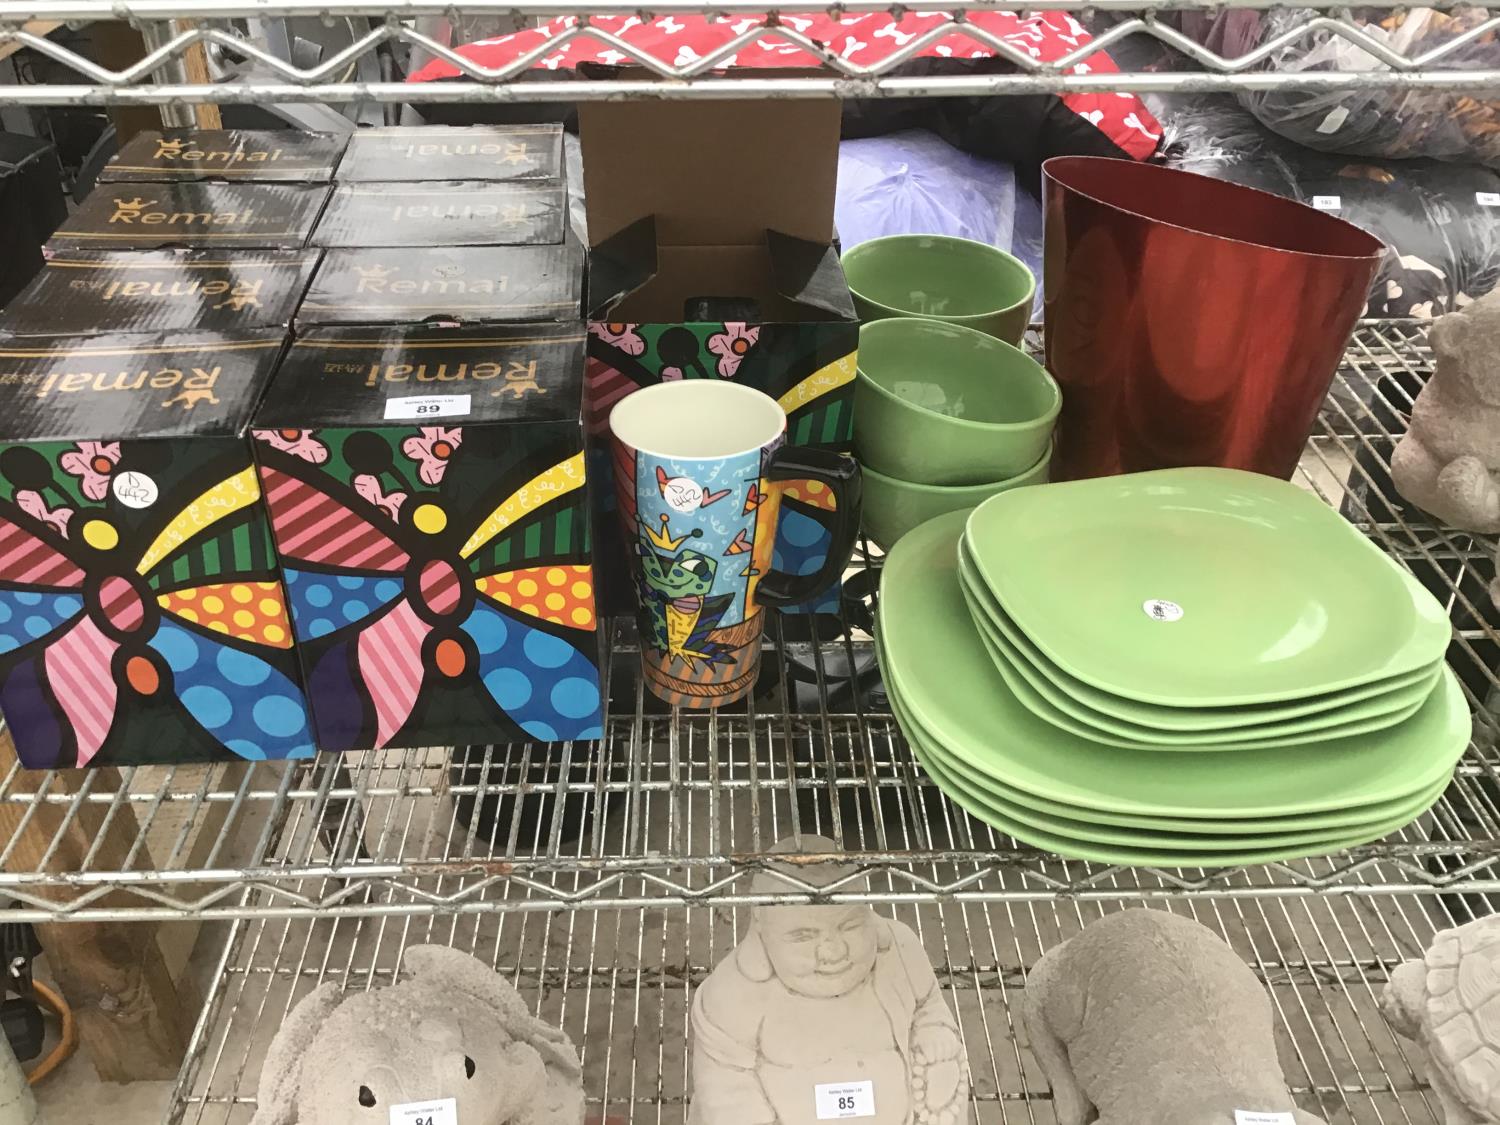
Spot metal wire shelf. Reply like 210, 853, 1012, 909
0, 319, 1494, 928
158, 318, 1500, 1125
5, 2, 1500, 102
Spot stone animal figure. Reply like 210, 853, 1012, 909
690, 835, 971, 1124
1022, 909, 1327, 1125
1382, 914, 1500, 1125
250, 944, 584, 1125
1391, 289, 1500, 533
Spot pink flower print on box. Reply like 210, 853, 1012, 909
354, 475, 407, 521
59, 441, 120, 500
589, 322, 647, 357
254, 429, 330, 465
707, 323, 761, 378
16, 491, 72, 538
402, 427, 463, 485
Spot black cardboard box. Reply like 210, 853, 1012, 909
311, 181, 565, 248
336, 125, 563, 183
49, 183, 331, 251
249, 323, 602, 752
578, 95, 858, 616
295, 244, 581, 327
1, 249, 320, 336
0, 132, 67, 308
0, 329, 317, 769
99, 129, 348, 183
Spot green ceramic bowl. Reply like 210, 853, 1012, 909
855, 318, 1060, 485
841, 234, 1036, 344
862, 443, 1050, 551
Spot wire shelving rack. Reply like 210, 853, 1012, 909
1, 6, 1498, 1117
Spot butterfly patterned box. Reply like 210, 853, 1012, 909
0, 330, 316, 769
579, 98, 858, 616
250, 323, 603, 752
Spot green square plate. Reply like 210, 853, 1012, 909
878, 510, 1470, 818
957, 534, 1441, 734
956, 554, 1440, 748
882, 662, 1444, 857
964, 468, 1452, 706
906, 717, 1439, 867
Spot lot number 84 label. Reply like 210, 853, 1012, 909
390, 1098, 457, 1125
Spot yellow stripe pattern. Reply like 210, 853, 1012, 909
136, 467, 261, 575
776, 351, 856, 416
459, 453, 586, 560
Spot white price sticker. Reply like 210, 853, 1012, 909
390, 1098, 457, 1125
1478, 191, 1500, 207
815, 1080, 875, 1119
1311, 195, 1342, 211
1142, 598, 1184, 622
384, 394, 471, 421
1235, 1112, 1296, 1125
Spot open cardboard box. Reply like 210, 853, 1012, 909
580, 95, 858, 616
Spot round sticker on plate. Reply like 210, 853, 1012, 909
1142, 598, 1183, 622
112, 471, 158, 509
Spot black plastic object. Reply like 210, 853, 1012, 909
757, 448, 864, 608
0, 133, 67, 308
0, 999, 42, 1063
0, 908, 43, 1062
683, 297, 762, 322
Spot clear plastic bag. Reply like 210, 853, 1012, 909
834, 130, 1019, 251
1214, 9, 1500, 166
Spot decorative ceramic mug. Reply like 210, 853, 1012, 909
609, 381, 862, 708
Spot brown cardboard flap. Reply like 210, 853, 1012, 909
578, 94, 839, 249
603, 243, 828, 322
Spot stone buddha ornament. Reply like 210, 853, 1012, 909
1391, 289, 1500, 533
1023, 909, 1327, 1125
690, 835, 970, 1125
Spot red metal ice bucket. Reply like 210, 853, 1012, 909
1042, 157, 1384, 481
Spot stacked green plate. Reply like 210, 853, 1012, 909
960, 468, 1453, 746
875, 477, 1469, 866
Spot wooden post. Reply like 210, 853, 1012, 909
177, 25, 223, 131
0, 734, 190, 1081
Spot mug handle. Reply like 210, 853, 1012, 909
755, 446, 863, 609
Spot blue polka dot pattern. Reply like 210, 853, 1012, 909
772, 513, 840, 612
0, 590, 83, 655
552, 677, 602, 720
217, 644, 272, 687
461, 600, 602, 742
779, 506, 828, 548
148, 622, 315, 760
282, 568, 400, 640
523, 628, 574, 670
253, 695, 305, 738
465, 606, 508, 655
483, 666, 532, 709
181, 685, 232, 729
